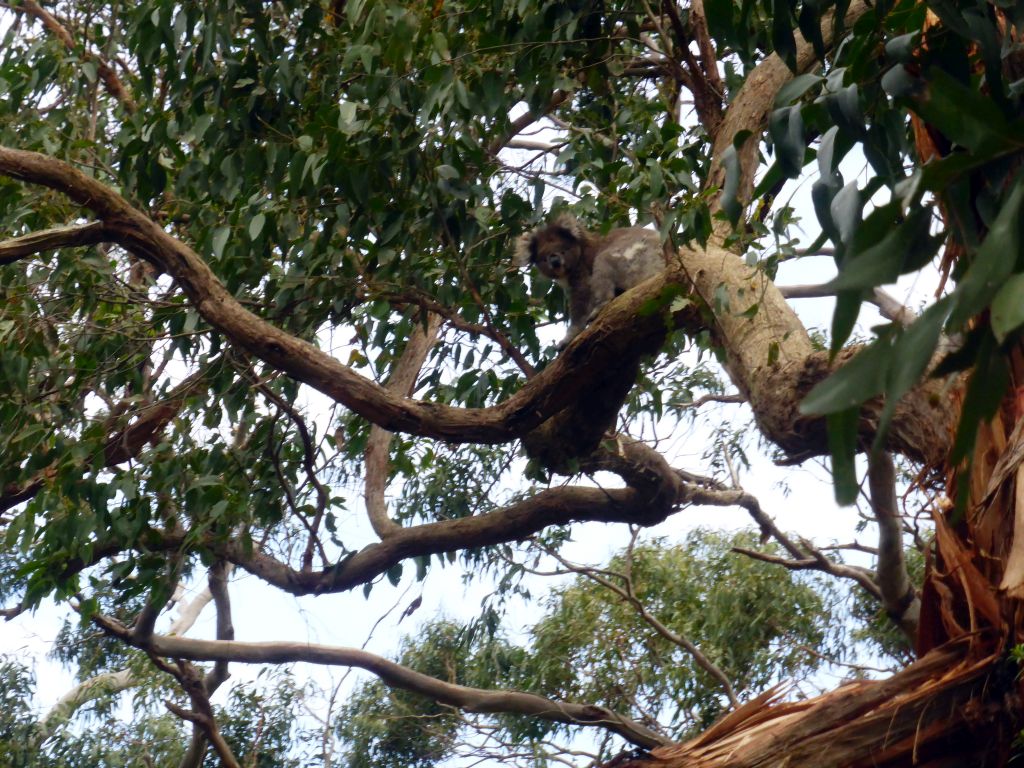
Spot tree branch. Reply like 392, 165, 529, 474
365, 314, 443, 539
0, 146, 953, 474
779, 283, 917, 326
867, 451, 920, 641
0, 145, 691, 447
0, 222, 111, 264
94, 615, 671, 751
16, 1, 137, 113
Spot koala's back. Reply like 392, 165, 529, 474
594, 227, 665, 291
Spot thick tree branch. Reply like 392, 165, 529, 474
0, 146, 691, 447
0, 147, 953, 472
220, 485, 673, 595
93, 616, 670, 751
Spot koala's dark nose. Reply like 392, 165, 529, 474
549, 255, 562, 269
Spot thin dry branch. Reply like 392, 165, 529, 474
546, 547, 739, 708
486, 90, 571, 156
683, 473, 885, 601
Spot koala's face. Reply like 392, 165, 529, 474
529, 229, 580, 281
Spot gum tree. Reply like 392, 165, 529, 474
0, 0, 1022, 765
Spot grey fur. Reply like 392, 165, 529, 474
515, 214, 665, 348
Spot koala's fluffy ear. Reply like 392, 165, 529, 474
512, 232, 534, 267
551, 213, 584, 239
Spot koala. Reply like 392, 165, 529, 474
513, 214, 666, 348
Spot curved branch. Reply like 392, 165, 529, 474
221, 485, 672, 595
0, 146, 687, 446
94, 617, 670, 751
0, 147, 954, 473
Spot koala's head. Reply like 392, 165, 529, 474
513, 214, 585, 281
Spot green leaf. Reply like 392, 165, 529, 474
436, 164, 459, 180
951, 334, 1009, 463
826, 205, 938, 291
948, 180, 1024, 330
211, 226, 230, 260
829, 290, 862, 355
991, 274, 1024, 343
719, 142, 743, 223
771, 0, 797, 69
800, 334, 894, 415
768, 106, 806, 178
248, 212, 266, 241
386, 562, 404, 586
872, 298, 951, 449
912, 69, 1018, 154
827, 408, 859, 505
774, 73, 824, 107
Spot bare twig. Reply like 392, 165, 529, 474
778, 284, 917, 326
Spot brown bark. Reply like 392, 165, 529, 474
639, 640, 1016, 767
